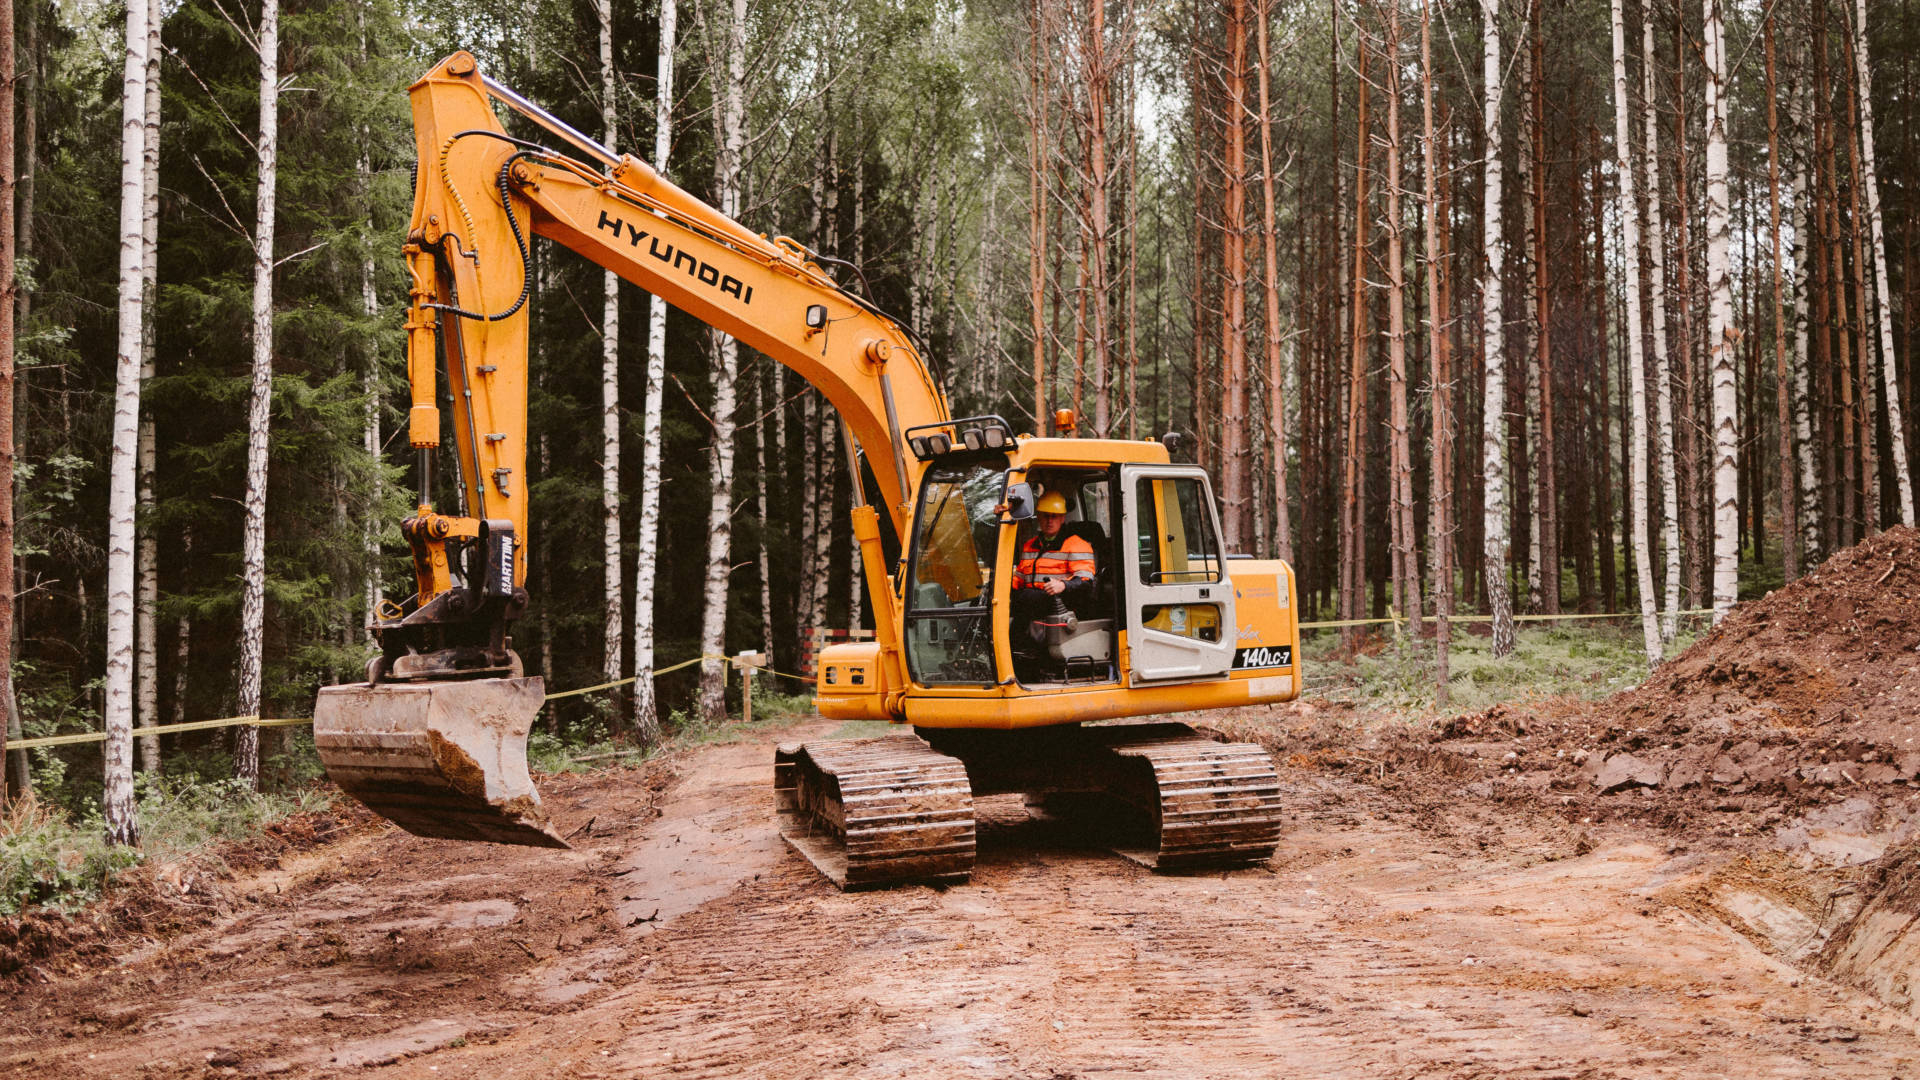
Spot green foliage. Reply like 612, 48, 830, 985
0, 776, 333, 916
0, 798, 141, 916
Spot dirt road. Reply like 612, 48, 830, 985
5, 716, 1914, 1079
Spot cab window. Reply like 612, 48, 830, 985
903, 459, 1005, 685
1134, 476, 1222, 585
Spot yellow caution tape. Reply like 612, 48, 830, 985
7, 653, 810, 751
1298, 608, 1714, 630
12, 608, 1702, 752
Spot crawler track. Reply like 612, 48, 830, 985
772, 734, 976, 889
779, 723, 1280, 889
1094, 724, 1284, 870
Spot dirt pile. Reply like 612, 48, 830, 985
1427, 526, 1920, 830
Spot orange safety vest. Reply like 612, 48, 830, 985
1013, 532, 1096, 589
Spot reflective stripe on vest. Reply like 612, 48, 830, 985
1013, 534, 1096, 588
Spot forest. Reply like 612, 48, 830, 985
0, 0, 1915, 837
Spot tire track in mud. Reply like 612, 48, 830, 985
447, 771, 1914, 1080
5, 721, 1919, 1079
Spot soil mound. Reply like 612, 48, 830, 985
1431, 526, 1920, 830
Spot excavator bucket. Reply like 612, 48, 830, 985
313, 676, 569, 848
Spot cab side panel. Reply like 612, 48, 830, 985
1224, 559, 1301, 704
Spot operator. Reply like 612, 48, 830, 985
1010, 491, 1096, 638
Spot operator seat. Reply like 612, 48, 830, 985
1061, 520, 1110, 620
1041, 519, 1115, 673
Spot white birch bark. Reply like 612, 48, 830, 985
1480, 0, 1515, 658
632, 0, 674, 745
104, 0, 149, 843
1701, 0, 1737, 624
796, 391, 817, 639
1642, 17, 1682, 640
169, 526, 191, 726
597, 0, 624, 692
1851, 0, 1915, 525
756, 369, 773, 658
235, 0, 279, 786
812, 409, 832, 641
1789, 80, 1819, 556
1517, 99, 1540, 613
135, 7, 160, 772
848, 107, 865, 633
360, 150, 381, 637
847, 434, 862, 632
696, 0, 745, 723
1613, 0, 1661, 663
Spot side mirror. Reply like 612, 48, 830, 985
1001, 482, 1036, 522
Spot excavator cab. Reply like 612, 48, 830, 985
1007, 470, 1119, 685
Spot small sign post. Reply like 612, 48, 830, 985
734, 651, 768, 723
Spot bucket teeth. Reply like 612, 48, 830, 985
773, 734, 975, 889
314, 676, 569, 848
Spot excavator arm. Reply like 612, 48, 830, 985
313, 53, 949, 845
410, 52, 942, 547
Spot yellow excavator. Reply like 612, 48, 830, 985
314, 54, 1302, 888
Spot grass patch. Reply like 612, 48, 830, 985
1302, 617, 1707, 720
0, 776, 335, 916
2, 683, 830, 917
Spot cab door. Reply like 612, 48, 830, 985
1119, 466, 1236, 683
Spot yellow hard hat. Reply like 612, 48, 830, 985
1036, 491, 1069, 515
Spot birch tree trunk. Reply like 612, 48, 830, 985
1701, 0, 1738, 624
849, 108, 866, 632
360, 149, 382, 632
696, 0, 746, 724
632, 0, 674, 745
1529, 0, 1558, 616
1765, 17, 1799, 581
1842, 35, 1877, 534
1850, 0, 1915, 525
597, 0, 624, 699
811, 407, 832, 641
170, 526, 191, 727
5, 0, 29, 799
235, 0, 280, 786
0, 0, 15, 800
1256, 0, 1291, 564
1613, 0, 1661, 663
104, 0, 150, 840
1789, 79, 1820, 559
1642, 17, 1682, 640
756, 369, 773, 657
135, 7, 161, 773
1481, 0, 1516, 658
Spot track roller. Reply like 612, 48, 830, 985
773, 734, 975, 889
